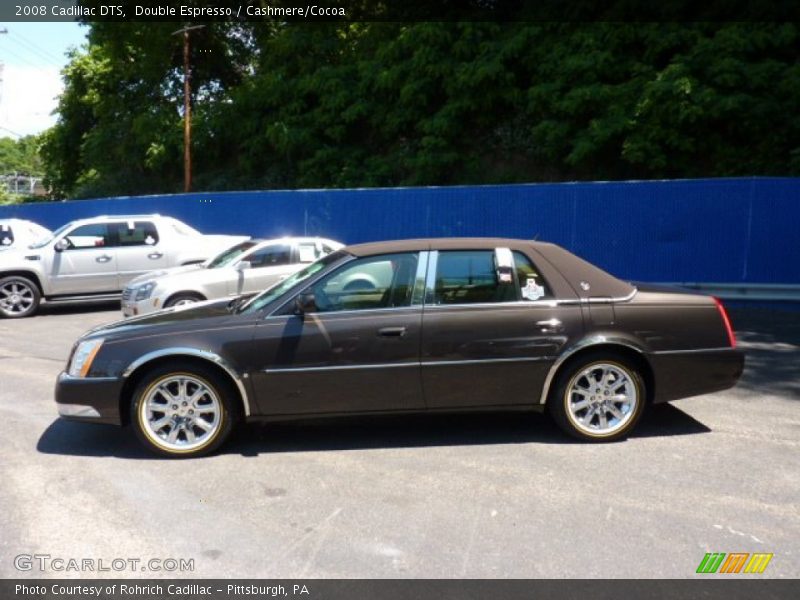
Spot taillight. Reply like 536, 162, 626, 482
713, 296, 736, 348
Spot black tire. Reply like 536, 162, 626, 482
547, 352, 646, 442
164, 292, 205, 308
130, 361, 241, 458
0, 275, 41, 318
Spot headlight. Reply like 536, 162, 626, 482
68, 339, 104, 377
135, 282, 156, 301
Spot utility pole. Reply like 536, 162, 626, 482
172, 24, 204, 193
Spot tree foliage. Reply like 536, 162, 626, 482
41, 22, 800, 199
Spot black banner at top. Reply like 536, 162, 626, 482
3, 0, 800, 22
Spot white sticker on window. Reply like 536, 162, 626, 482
1, 237, 11, 245
298, 245, 317, 262
144, 235, 156, 245
522, 277, 545, 301
1, 224, 8, 231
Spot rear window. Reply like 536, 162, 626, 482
0, 224, 13, 247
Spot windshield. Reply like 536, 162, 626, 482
239, 251, 346, 314
206, 240, 258, 269
28, 221, 74, 249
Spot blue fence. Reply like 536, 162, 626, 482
1, 177, 798, 285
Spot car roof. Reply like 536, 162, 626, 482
344, 237, 547, 256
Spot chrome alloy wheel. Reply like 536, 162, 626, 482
565, 362, 638, 436
0, 280, 35, 314
139, 373, 222, 453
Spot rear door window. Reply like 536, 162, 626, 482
116, 221, 160, 246
432, 249, 551, 304
0, 224, 13, 247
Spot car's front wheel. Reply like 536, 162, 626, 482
548, 354, 646, 442
164, 292, 204, 308
130, 362, 240, 457
0, 275, 41, 318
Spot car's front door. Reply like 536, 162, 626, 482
420, 248, 583, 409
114, 220, 169, 286
228, 242, 299, 296
248, 251, 427, 415
47, 223, 119, 294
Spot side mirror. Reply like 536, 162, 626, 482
235, 260, 251, 271
54, 239, 69, 253
295, 292, 317, 315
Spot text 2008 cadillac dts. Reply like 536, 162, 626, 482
55, 238, 744, 457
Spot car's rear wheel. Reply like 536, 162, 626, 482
164, 292, 204, 308
0, 276, 41, 318
130, 362, 240, 457
548, 354, 646, 442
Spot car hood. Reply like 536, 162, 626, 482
127, 264, 206, 287
82, 298, 248, 342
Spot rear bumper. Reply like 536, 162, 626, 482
54, 372, 124, 425
649, 348, 745, 403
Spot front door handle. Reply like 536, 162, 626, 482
536, 318, 563, 333
148, 252, 164, 259
95, 254, 112, 263
378, 326, 407, 338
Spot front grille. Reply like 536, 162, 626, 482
121, 288, 133, 301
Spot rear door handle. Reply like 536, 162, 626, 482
148, 252, 164, 259
378, 327, 407, 338
536, 318, 563, 332
95, 254, 112, 263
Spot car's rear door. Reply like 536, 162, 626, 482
420, 247, 583, 409
114, 220, 170, 286
248, 251, 427, 415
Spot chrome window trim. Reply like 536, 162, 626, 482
121, 347, 252, 416
424, 250, 439, 304
537, 335, 647, 405
411, 251, 429, 306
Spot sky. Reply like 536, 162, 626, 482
0, 22, 88, 138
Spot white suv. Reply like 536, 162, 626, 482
0, 214, 246, 318
121, 237, 343, 317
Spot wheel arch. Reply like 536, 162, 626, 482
539, 338, 654, 405
163, 290, 207, 307
0, 270, 45, 294
118, 349, 250, 425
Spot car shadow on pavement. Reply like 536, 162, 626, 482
36, 301, 120, 317
37, 403, 710, 459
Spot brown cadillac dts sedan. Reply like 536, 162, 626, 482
55, 238, 744, 457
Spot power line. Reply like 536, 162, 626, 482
0, 125, 23, 138
7, 29, 65, 64
5, 32, 65, 67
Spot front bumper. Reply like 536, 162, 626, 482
121, 296, 161, 318
649, 347, 745, 403
54, 371, 125, 425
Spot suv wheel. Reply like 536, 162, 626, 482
0, 276, 41, 318
130, 362, 240, 457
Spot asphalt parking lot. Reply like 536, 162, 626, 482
0, 303, 798, 579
